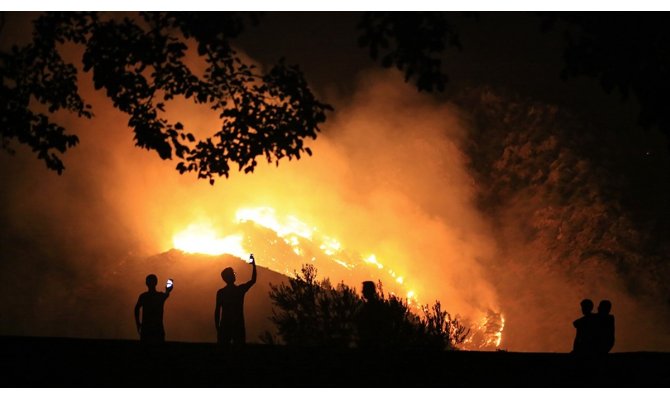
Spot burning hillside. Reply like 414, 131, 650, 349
168, 206, 504, 349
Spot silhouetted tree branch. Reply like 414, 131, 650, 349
8, 12, 665, 182
0, 12, 331, 183
357, 12, 670, 142
546, 13, 670, 137
357, 12, 464, 93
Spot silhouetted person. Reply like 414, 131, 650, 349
215, 254, 257, 347
572, 298, 597, 354
356, 281, 387, 349
595, 299, 615, 353
134, 274, 173, 343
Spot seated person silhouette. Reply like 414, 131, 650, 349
356, 280, 387, 349
215, 254, 257, 346
572, 298, 597, 354
596, 299, 615, 353
134, 274, 173, 343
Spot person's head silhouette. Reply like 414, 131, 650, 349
598, 300, 612, 315
145, 274, 158, 290
362, 281, 377, 301
580, 299, 594, 316
221, 267, 236, 285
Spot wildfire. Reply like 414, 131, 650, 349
236, 207, 314, 239
172, 222, 246, 259
495, 315, 506, 348
462, 310, 506, 350
173, 208, 418, 297
170, 206, 505, 350
364, 254, 384, 269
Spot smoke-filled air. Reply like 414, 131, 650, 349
2, 35, 670, 352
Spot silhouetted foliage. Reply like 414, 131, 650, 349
268, 265, 469, 350
0, 12, 331, 182
421, 301, 470, 348
357, 12, 670, 142
458, 86, 670, 304
6, 12, 669, 180
268, 265, 360, 347
542, 13, 670, 139
357, 12, 463, 92
453, 86, 670, 348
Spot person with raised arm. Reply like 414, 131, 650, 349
134, 274, 173, 343
215, 254, 257, 347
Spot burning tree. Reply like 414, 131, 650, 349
267, 264, 470, 350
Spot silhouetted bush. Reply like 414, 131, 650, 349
268, 265, 360, 347
268, 265, 469, 350
421, 301, 470, 348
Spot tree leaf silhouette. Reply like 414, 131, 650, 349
1, 12, 331, 181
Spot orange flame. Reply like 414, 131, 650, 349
172, 222, 246, 259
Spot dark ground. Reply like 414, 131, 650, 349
1, 336, 668, 387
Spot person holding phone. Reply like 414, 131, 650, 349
134, 274, 173, 343
215, 254, 257, 347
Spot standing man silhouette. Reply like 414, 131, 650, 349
134, 274, 173, 343
215, 254, 257, 347
356, 281, 386, 349
572, 298, 597, 354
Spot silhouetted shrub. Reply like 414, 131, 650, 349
268, 265, 361, 347
268, 265, 469, 350
420, 300, 470, 349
